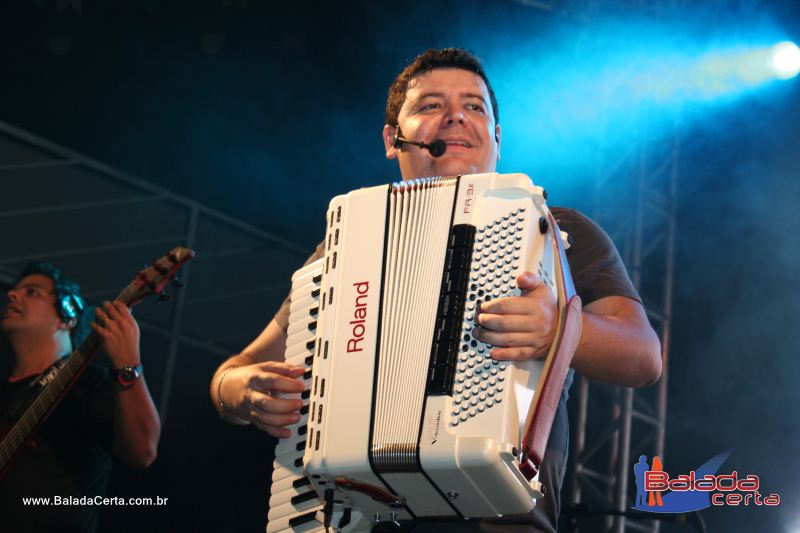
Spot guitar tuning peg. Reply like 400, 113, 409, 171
157, 291, 172, 303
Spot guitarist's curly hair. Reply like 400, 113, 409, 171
16, 262, 92, 347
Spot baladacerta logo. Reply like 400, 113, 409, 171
632, 449, 780, 512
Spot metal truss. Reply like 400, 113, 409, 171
566, 106, 679, 532
0, 120, 308, 426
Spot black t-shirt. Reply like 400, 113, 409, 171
0, 364, 115, 533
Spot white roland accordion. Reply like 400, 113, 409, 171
267, 173, 582, 532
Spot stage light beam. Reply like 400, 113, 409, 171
770, 41, 800, 79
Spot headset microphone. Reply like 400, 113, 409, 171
392, 128, 447, 158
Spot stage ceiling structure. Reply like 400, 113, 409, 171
0, 120, 309, 424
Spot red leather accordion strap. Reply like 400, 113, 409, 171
519, 210, 583, 480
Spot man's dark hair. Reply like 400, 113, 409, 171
16, 262, 92, 347
385, 47, 499, 127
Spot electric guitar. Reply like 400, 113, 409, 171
0, 246, 194, 478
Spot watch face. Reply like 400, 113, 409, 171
116, 366, 140, 387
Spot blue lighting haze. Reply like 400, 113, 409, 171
481, 18, 798, 188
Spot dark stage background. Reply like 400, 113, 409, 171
1, 1, 798, 532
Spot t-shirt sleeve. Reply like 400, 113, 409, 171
552, 208, 641, 306
272, 241, 326, 332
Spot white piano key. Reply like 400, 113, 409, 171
266, 507, 324, 533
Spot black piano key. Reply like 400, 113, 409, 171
303, 369, 313, 380
301, 390, 311, 400
307, 321, 317, 332
305, 355, 313, 366
288, 508, 321, 527
298, 424, 308, 436
294, 456, 304, 468
291, 490, 321, 506
300, 404, 309, 416
313, 273, 322, 284
295, 440, 307, 451
311, 288, 321, 298
293, 476, 312, 488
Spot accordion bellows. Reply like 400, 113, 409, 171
268, 173, 581, 532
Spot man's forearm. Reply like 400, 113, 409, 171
570, 310, 662, 388
112, 377, 161, 468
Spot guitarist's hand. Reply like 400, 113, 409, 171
219, 362, 305, 438
92, 301, 141, 367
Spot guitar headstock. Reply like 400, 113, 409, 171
121, 247, 195, 308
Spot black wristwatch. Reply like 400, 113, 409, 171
114, 365, 142, 388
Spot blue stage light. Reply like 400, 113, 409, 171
769, 41, 800, 79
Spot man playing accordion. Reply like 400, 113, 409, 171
210, 48, 661, 532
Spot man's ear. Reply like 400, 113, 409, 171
383, 124, 399, 160
495, 124, 502, 160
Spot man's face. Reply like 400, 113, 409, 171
383, 68, 501, 180
1, 274, 65, 336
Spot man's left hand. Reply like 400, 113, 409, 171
92, 301, 141, 367
472, 272, 556, 361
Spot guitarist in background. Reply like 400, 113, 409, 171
0, 262, 161, 532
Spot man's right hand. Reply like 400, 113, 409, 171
219, 361, 305, 438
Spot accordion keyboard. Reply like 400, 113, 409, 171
267, 261, 325, 532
